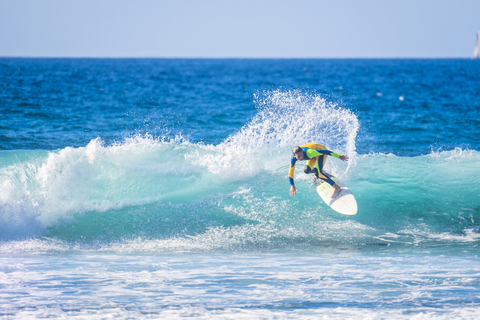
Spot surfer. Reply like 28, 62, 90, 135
289, 142, 349, 198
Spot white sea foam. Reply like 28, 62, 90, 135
1, 253, 479, 319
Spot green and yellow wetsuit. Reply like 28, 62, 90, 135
288, 142, 340, 187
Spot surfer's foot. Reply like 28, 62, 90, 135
331, 184, 342, 199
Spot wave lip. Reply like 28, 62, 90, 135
0, 136, 202, 238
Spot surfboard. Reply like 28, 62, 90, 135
315, 174, 357, 215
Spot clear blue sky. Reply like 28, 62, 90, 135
1, 0, 479, 58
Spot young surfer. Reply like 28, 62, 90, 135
289, 142, 349, 198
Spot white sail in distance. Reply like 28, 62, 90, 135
473, 30, 480, 59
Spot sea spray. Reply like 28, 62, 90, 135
197, 89, 359, 180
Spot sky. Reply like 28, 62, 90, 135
1, 0, 479, 58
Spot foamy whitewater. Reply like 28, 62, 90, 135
0, 59, 479, 319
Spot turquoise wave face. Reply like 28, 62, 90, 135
1, 145, 479, 253
0, 92, 478, 252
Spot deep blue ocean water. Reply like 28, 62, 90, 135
0, 58, 479, 319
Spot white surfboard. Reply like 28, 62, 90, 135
315, 174, 357, 215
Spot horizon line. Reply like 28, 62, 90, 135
0, 56, 476, 60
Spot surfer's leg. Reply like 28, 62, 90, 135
316, 155, 327, 176
305, 157, 319, 180
304, 159, 315, 174
315, 155, 341, 198
315, 156, 331, 181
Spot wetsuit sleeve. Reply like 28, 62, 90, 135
288, 157, 296, 186
306, 149, 340, 159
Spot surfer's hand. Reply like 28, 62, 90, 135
339, 155, 349, 161
289, 185, 297, 197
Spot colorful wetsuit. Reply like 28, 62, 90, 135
288, 142, 340, 187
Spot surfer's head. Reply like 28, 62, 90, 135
292, 146, 304, 160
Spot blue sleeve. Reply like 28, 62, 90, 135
288, 156, 296, 185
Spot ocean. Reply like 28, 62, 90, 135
0, 58, 479, 319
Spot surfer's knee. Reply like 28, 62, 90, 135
304, 166, 312, 174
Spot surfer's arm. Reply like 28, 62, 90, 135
307, 149, 348, 161
289, 157, 298, 196
306, 149, 339, 158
